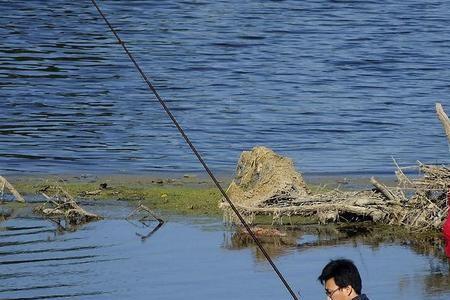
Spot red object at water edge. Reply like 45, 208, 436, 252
443, 191, 450, 257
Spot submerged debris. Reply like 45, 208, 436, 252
34, 185, 102, 228
126, 202, 164, 240
230, 226, 298, 250
127, 202, 164, 224
0, 175, 25, 203
0, 207, 13, 222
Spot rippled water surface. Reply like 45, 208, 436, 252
0, 201, 449, 300
2, 0, 450, 175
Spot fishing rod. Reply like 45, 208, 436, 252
89, 1, 299, 299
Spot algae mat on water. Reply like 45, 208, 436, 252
7, 175, 224, 216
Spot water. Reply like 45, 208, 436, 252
2, 0, 450, 176
0, 201, 449, 300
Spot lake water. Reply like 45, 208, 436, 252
1, 0, 450, 176
0, 200, 449, 300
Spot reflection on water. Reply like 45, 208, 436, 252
223, 226, 301, 261
224, 224, 448, 260
224, 223, 450, 299
0, 204, 449, 299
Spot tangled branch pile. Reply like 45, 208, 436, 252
34, 185, 102, 226
220, 148, 448, 231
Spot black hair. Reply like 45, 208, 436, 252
318, 259, 362, 295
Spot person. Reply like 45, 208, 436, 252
443, 191, 450, 258
318, 259, 369, 300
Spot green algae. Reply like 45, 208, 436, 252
6, 175, 224, 216
3, 175, 327, 221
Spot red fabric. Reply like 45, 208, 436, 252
444, 217, 450, 240
444, 191, 450, 257
445, 191, 450, 239
444, 216, 450, 258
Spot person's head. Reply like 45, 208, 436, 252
318, 259, 362, 300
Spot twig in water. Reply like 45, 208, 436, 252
0, 176, 25, 203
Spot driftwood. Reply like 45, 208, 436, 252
370, 176, 401, 203
0, 176, 25, 203
34, 185, 102, 228
127, 202, 164, 224
126, 202, 164, 240
436, 103, 450, 144
222, 186, 395, 225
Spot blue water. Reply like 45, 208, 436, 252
2, 0, 450, 176
0, 202, 449, 300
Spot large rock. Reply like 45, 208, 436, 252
224, 146, 310, 208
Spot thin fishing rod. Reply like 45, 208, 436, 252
90, 1, 299, 299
